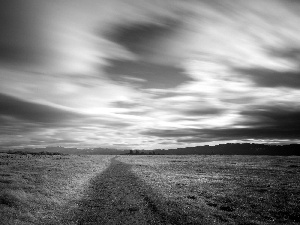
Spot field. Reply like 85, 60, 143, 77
0, 154, 113, 224
1, 154, 299, 224
119, 155, 300, 224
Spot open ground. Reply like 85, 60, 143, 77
1, 154, 299, 224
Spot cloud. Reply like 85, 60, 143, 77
106, 20, 181, 62
235, 67, 300, 88
110, 101, 141, 109
0, 0, 45, 68
0, 94, 138, 149
0, 93, 82, 124
0, 0, 180, 72
81, 117, 133, 129
240, 107, 300, 130
182, 107, 224, 116
143, 106, 300, 144
270, 47, 300, 61
145, 126, 300, 144
0, 68, 145, 116
1, 0, 300, 149
142, 129, 200, 138
105, 59, 193, 89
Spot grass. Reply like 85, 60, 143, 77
1, 154, 299, 224
119, 155, 300, 224
0, 153, 113, 225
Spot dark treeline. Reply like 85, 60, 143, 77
1, 146, 121, 155
127, 150, 159, 155
4, 150, 65, 155
2, 143, 299, 155
149, 143, 299, 156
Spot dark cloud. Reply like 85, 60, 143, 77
145, 127, 300, 144
235, 67, 300, 88
142, 129, 200, 138
106, 20, 179, 58
83, 117, 133, 128
158, 141, 177, 145
0, 115, 40, 134
151, 92, 184, 99
110, 101, 149, 116
30, 139, 80, 145
270, 48, 300, 61
143, 107, 300, 143
241, 107, 300, 130
221, 96, 257, 104
0, 1, 44, 67
111, 101, 141, 109
105, 59, 193, 89
0, 93, 81, 124
115, 110, 148, 116
177, 137, 226, 143
182, 107, 224, 116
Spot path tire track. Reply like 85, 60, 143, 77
56, 156, 193, 225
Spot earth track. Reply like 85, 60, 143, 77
56, 156, 186, 225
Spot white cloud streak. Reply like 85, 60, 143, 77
1, 0, 300, 149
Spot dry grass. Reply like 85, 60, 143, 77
2, 154, 299, 224
119, 155, 300, 224
0, 153, 113, 225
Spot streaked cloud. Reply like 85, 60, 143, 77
1, 0, 300, 149
105, 60, 193, 89
0, 93, 84, 123
235, 67, 300, 88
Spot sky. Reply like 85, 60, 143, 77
1, 0, 300, 150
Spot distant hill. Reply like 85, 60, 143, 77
150, 143, 299, 156
3, 143, 299, 156
4, 146, 127, 155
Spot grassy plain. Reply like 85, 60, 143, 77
1, 154, 299, 224
0, 153, 113, 225
119, 155, 300, 224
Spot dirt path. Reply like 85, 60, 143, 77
56, 156, 182, 225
